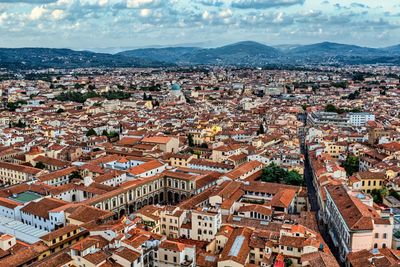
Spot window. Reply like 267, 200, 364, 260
287, 247, 293, 251
164, 255, 168, 261
173, 256, 177, 263
383, 233, 387, 239
375, 233, 379, 238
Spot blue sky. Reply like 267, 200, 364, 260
0, 0, 399, 49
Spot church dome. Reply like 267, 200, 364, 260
171, 83, 181, 91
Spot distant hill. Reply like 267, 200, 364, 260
118, 42, 282, 65
1, 41, 400, 70
186, 41, 282, 65
117, 47, 201, 63
382, 44, 400, 54
0, 48, 168, 70
287, 42, 400, 65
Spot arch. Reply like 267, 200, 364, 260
174, 192, 180, 204
71, 194, 76, 202
136, 201, 142, 210
129, 204, 135, 214
159, 192, 164, 203
149, 196, 154, 205
154, 194, 159, 204
181, 194, 187, 201
119, 209, 126, 218
113, 212, 118, 220
143, 198, 148, 207
167, 191, 173, 204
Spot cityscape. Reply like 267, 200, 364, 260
0, 1, 400, 267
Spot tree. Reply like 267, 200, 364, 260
257, 123, 265, 135
324, 104, 337, 113
86, 128, 97, 137
284, 258, 293, 267
390, 190, 400, 201
261, 163, 304, 186
371, 188, 388, 204
200, 143, 208, 149
12, 119, 27, 128
102, 130, 108, 136
69, 171, 82, 180
35, 162, 45, 169
342, 155, 359, 176
187, 133, 194, 147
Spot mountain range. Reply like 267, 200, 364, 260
1, 41, 400, 70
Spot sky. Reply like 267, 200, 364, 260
0, 0, 399, 50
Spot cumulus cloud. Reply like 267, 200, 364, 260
0, 0, 57, 3
231, 0, 305, 9
0, 0, 399, 48
126, 0, 163, 9
29, 6, 47, 20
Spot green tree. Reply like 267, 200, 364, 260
371, 188, 388, 204
261, 163, 304, 186
35, 162, 45, 169
86, 128, 97, 137
257, 124, 265, 135
342, 155, 359, 176
187, 133, 194, 147
284, 171, 304, 186
324, 104, 337, 113
284, 258, 293, 267
69, 171, 82, 180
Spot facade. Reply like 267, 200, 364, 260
324, 185, 393, 261
348, 112, 375, 127
157, 240, 195, 267
0, 162, 45, 185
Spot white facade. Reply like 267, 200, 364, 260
348, 112, 375, 127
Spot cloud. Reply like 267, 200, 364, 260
0, 0, 399, 49
126, 0, 164, 9
29, 6, 47, 20
196, 0, 225, 7
0, 0, 56, 3
231, 0, 305, 9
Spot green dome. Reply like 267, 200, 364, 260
171, 83, 181, 91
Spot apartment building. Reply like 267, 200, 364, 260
324, 185, 393, 261
191, 207, 221, 242
0, 162, 45, 185
157, 240, 195, 267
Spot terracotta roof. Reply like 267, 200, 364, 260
301, 251, 340, 267
128, 160, 164, 175
20, 197, 67, 219
159, 240, 190, 252
0, 161, 43, 175
113, 247, 141, 262
219, 227, 253, 265
141, 136, 173, 144
326, 185, 375, 231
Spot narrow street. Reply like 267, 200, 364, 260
303, 152, 343, 265
301, 117, 343, 265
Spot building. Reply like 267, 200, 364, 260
0, 162, 45, 185
348, 112, 375, 127
324, 185, 393, 261
157, 240, 195, 267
